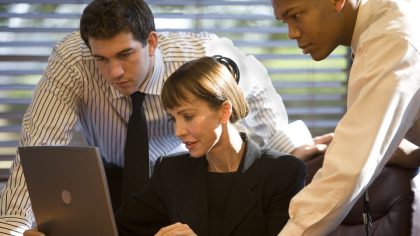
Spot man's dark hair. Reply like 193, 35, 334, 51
80, 0, 156, 48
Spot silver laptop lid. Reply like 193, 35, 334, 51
19, 146, 118, 236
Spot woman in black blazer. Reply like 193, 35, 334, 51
116, 56, 306, 236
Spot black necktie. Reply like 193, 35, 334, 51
122, 91, 149, 202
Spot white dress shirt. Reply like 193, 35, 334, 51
0, 31, 311, 234
280, 0, 420, 235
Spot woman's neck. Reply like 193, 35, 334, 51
206, 125, 245, 173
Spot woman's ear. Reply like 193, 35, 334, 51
147, 31, 158, 56
334, 0, 345, 12
220, 101, 232, 124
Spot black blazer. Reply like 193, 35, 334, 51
116, 138, 306, 236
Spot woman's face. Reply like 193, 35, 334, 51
166, 98, 223, 158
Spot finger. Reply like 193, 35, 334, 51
292, 145, 321, 161
156, 227, 196, 236
306, 144, 327, 155
23, 230, 45, 236
300, 144, 327, 161
155, 222, 184, 236
171, 228, 197, 236
313, 132, 334, 145
315, 144, 328, 153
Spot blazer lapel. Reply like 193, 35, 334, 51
220, 138, 261, 236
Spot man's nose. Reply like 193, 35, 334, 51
109, 60, 124, 79
288, 23, 301, 40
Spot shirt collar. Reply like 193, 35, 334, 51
237, 132, 261, 173
351, 0, 370, 54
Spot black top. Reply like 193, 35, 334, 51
207, 171, 236, 236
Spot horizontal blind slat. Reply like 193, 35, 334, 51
0, 0, 349, 168
0, 0, 271, 5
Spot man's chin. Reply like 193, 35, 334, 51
309, 47, 337, 61
309, 52, 329, 61
115, 86, 136, 96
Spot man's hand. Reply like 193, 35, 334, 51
23, 230, 45, 236
155, 222, 197, 236
388, 138, 420, 168
291, 133, 334, 161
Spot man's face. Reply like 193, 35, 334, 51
272, 0, 341, 61
89, 32, 155, 96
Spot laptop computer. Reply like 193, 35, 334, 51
19, 146, 118, 236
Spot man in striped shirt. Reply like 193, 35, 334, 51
0, 0, 331, 234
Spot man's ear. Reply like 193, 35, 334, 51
147, 31, 158, 56
220, 101, 232, 124
334, 0, 345, 12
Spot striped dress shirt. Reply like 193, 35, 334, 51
0, 31, 311, 234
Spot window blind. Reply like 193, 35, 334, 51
0, 0, 350, 178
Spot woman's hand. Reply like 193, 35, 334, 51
155, 222, 197, 236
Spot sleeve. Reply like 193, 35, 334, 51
279, 34, 420, 235
0, 45, 82, 234
241, 90, 313, 153
205, 37, 312, 154
265, 155, 306, 236
116, 158, 169, 236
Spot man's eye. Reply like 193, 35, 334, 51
167, 116, 175, 122
119, 52, 132, 59
184, 115, 193, 121
291, 13, 300, 20
94, 57, 106, 62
